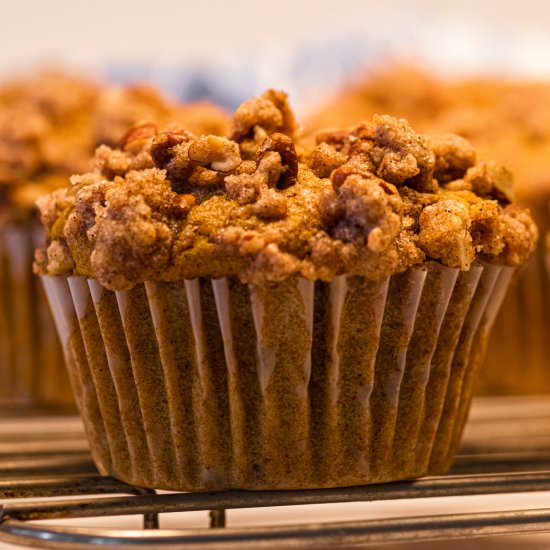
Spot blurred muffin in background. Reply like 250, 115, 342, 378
0, 68, 229, 407
306, 67, 550, 395
93, 84, 229, 147
0, 70, 99, 407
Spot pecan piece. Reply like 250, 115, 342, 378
187, 135, 241, 172
331, 163, 372, 189
256, 132, 297, 189
119, 123, 158, 153
150, 131, 193, 168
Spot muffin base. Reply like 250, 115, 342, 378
42, 262, 513, 491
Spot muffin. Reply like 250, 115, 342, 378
36, 90, 537, 491
0, 69, 229, 407
306, 66, 550, 395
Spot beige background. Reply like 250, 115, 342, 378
1, 0, 550, 71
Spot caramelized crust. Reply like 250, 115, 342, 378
35, 90, 538, 290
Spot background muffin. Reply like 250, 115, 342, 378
306, 66, 550, 395
37, 90, 536, 490
0, 69, 229, 407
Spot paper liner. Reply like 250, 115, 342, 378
42, 262, 512, 491
0, 224, 70, 406
479, 199, 550, 395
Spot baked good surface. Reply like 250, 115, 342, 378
35, 89, 537, 290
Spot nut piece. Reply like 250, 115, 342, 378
119, 123, 158, 153
150, 131, 192, 168
314, 116, 437, 192
331, 163, 372, 189
188, 135, 241, 172
256, 133, 298, 189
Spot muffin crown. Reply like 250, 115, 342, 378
35, 89, 538, 290
306, 65, 550, 198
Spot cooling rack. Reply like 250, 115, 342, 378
1, 396, 550, 548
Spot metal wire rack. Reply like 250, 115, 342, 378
1, 396, 550, 548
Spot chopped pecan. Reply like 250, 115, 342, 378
331, 163, 372, 189
256, 133, 297, 189
187, 165, 225, 187
150, 131, 193, 168
187, 135, 241, 172
119, 123, 158, 153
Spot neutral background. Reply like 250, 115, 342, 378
2, 0, 550, 70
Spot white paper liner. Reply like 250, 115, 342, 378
42, 262, 512, 491
0, 224, 69, 404
88, 279, 152, 484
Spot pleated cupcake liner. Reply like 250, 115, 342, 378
0, 224, 70, 406
42, 261, 513, 491
480, 199, 550, 395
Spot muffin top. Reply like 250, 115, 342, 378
0, 70, 229, 222
35, 89, 538, 290
306, 66, 550, 199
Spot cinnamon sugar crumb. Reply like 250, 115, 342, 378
34, 90, 538, 290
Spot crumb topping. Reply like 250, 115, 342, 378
306, 66, 550, 198
35, 90, 538, 289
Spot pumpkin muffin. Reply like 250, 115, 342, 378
36, 89, 536, 490
307, 66, 550, 395
0, 69, 229, 407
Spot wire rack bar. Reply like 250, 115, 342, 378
1, 397, 550, 548
2, 471, 550, 523
1, 508, 550, 549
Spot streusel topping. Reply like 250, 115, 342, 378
35, 90, 538, 290
306, 66, 550, 198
